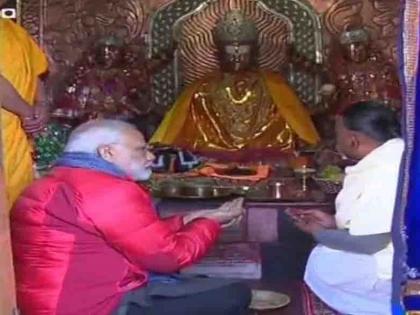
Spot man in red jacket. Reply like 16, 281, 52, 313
11, 119, 250, 315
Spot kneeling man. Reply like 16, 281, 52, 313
288, 102, 403, 315
11, 119, 251, 315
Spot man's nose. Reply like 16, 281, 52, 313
146, 150, 155, 162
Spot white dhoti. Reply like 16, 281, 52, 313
304, 245, 391, 315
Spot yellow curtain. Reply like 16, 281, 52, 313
0, 18, 48, 210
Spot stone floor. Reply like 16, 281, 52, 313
248, 210, 315, 314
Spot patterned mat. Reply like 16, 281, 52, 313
301, 283, 341, 315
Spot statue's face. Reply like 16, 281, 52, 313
344, 42, 368, 63
219, 43, 255, 72
95, 43, 122, 68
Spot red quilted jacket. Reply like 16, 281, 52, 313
11, 167, 220, 315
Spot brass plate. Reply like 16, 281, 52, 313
246, 189, 325, 202
154, 184, 234, 199
214, 167, 258, 177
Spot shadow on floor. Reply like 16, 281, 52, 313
261, 211, 315, 282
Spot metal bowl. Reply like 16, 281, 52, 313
156, 183, 234, 199
312, 177, 342, 194
245, 179, 308, 201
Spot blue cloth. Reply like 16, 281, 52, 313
404, 296, 420, 311
398, 64, 420, 312
148, 273, 181, 284
392, 6, 420, 313
407, 62, 420, 267
391, 9, 408, 313
55, 152, 127, 178
392, 302, 406, 315
404, 49, 420, 284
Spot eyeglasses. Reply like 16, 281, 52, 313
136, 144, 153, 153
107, 142, 153, 153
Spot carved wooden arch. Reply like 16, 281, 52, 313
149, 0, 323, 112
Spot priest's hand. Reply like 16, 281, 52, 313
293, 218, 324, 235
286, 208, 336, 229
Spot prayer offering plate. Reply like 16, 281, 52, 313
155, 183, 234, 199
214, 166, 257, 177
249, 290, 290, 310
245, 179, 322, 202
246, 187, 325, 202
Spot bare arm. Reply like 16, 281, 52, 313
0, 75, 49, 133
0, 74, 32, 118
35, 77, 48, 105
32, 78, 50, 128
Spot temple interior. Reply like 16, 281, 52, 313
0, 0, 406, 314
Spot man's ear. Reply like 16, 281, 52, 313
350, 133, 360, 150
97, 144, 115, 161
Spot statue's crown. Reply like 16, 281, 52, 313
339, 28, 369, 45
214, 10, 258, 43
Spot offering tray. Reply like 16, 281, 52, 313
153, 180, 235, 199
214, 166, 258, 177
245, 179, 326, 202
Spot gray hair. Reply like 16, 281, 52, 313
64, 119, 137, 153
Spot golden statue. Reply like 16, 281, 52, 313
150, 10, 320, 162
330, 26, 401, 113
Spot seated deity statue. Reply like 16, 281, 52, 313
55, 36, 152, 121
150, 10, 320, 163
329, 26, 401, 113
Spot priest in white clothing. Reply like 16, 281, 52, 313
287, 101, 404, 315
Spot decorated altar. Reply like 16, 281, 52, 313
27, 0, 399, 286
12, 0, 405, 312
25, 0, 400, 170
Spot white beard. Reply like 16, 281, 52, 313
129, 162, 152, 181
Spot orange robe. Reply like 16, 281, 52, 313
0, 19, 48, 210
151, 71, 319, 161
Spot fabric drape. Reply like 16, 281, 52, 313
0, 18, 48, 210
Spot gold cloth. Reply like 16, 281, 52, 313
151, 71, 319, 159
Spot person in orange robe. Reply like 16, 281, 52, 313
0, 15, 49, 210
150, 10, 319, 162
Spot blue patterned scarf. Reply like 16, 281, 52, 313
55, 151, 127, 178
